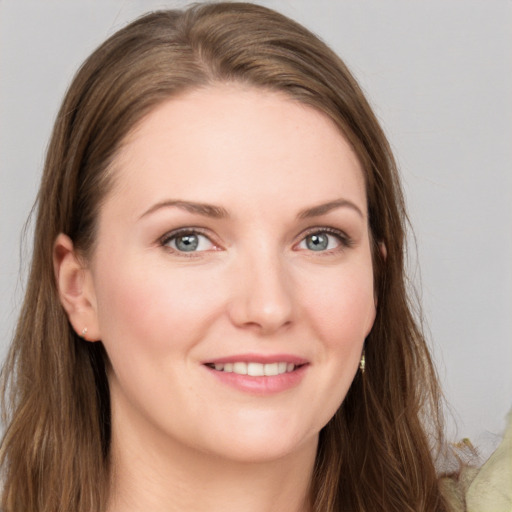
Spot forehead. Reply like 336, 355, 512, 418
108, 85, 366, 216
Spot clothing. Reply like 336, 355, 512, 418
440, 410, 512, 512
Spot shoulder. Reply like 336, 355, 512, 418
466, 410, 512, 512
440, 410, 512, 512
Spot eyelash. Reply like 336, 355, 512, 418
158, 226, 353, 256
159, 227, 218, 258
297, 227, 354, 254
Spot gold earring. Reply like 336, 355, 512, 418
359, 352, 366, 374
81, 327, 88, 338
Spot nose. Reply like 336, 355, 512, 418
227, 250, 295, 335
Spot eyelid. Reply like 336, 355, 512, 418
158, 227, 221, 254
157, 225, 353, 256
294, 226, 354, 251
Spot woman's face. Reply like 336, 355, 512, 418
85, 85, 376, 463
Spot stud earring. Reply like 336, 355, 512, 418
81, 327, 88, 338
359, 352, 366, 374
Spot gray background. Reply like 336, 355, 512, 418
1, 1, 511, 459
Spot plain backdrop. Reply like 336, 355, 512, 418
1, 0, 511, 459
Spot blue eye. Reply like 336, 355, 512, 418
298, 230, 345, 252
163, 231, 215, 253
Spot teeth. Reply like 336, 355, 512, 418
233, 362, 247, 374
247, 362, 264, 376
210, 362, 297, 376
263, 362, 278, 376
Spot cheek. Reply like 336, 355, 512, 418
302, 263, 376, 346
91, 258, 225, 364
291, 261, 375, 431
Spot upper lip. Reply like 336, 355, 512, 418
203, 353, 309, 365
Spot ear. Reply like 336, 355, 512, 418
373, 240, 387, 308
53, 233, 101, 342
378, 241, 387, 261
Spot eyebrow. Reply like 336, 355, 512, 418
139, 200, 229, 220
139, 198, 364, 221
297, 199, 365, 219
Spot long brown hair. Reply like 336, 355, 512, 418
1, 3, 448, 511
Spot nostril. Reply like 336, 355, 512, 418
225, 256, 295, 333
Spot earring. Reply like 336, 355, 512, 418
81, 327, 88, 338
359, 352, 366, 374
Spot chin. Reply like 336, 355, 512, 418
196, 418, 321, 465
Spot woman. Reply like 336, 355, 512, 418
0, 3, 448, 511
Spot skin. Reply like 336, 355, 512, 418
55, 85, 376, 512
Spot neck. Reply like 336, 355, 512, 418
106, 404, 317, 512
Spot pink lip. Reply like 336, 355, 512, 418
202, 353, 309, 395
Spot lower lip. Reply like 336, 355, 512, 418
204, 364, 308, 395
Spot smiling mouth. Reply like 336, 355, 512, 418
205, 362, 302, 376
